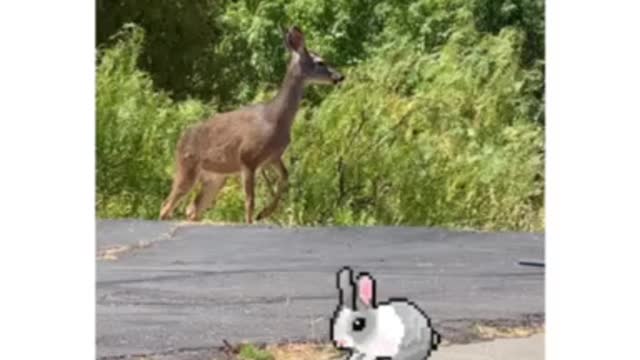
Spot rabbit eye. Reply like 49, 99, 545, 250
352, 317, 366, 331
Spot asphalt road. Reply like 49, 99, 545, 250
96, 220, 544, 359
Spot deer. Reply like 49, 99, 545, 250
159, 26, 344, 224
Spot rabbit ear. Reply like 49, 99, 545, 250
357, 273, 376, 309
337, 267, 355, 309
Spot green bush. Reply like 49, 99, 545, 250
96, 25, 209, 218
278, 27, 543, 230
96, 0, 545, 231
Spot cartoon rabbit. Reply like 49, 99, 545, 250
331, 267, 441, 360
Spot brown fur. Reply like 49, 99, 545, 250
159, 26, 344, 223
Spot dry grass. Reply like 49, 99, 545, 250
472, 323, 545, 340
265, 343, 340, 360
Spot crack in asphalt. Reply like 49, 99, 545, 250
97, 222, 185, 261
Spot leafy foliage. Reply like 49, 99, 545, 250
96, 0, 545, 231
96, 25, 208, 218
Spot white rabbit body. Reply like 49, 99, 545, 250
331, 267, 441, 360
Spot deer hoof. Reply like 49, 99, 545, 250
186, 211, 202, 222
185, 204, 197, 221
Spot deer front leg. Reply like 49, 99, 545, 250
241, 166, 256, 224
159, 155, 198, 220
256, 159, 288, 221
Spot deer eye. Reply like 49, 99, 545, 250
316, 61, 326, 67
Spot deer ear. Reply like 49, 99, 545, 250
357, 273, 375, 308
285, 26, 305, 52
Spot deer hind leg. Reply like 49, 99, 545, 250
159, 155, 199, 220
256, 158, 288, 221
186, 173, 227, 221
241, 165, 256, 224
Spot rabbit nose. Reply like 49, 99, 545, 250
336, 339, 346, 347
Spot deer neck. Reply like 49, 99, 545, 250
268, 62, 305, 131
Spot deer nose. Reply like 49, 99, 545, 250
333, 74, 345, 84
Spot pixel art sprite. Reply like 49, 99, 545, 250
330, 267, 441, 360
